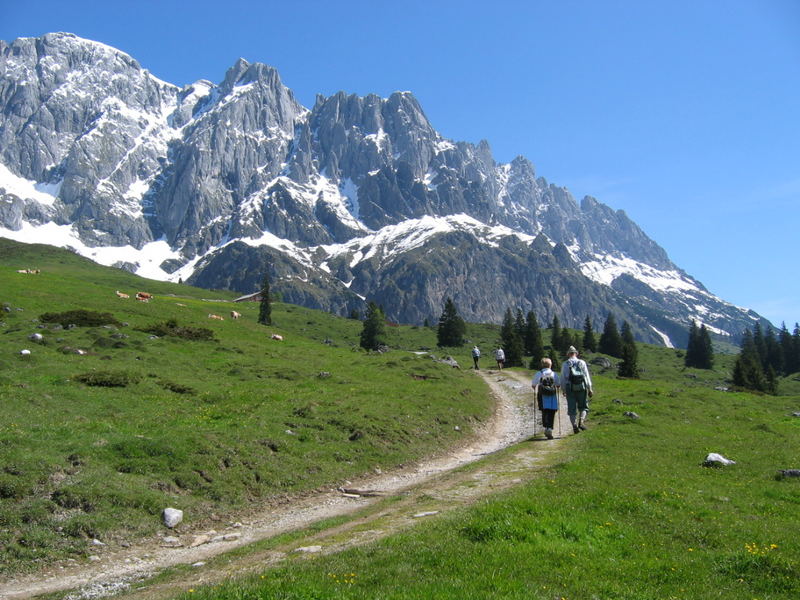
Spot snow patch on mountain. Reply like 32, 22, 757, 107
0, 163, 61, 207
579, 252, 700, 293
0, 221, 181, 280
321, 214, 533, 270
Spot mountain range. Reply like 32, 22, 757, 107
0, 32, 767, 347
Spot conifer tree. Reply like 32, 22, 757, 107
731, 329, 772, 393
257, 272, 272, 325
500, 307, 524, 367
360, 302, 386, 351
618, 321, 639, 378
550, 316, 562, 352
685, 321, 714, 369
779, 323, 793, 375
436, 297, 466, 347
598, 313, 623, 358
583, 315, 597, 353
514, 309, 526, 344
525, 311, 545, 369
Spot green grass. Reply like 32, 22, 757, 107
165, 339, 800, 599
0, 239, 491, 574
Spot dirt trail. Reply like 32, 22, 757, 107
0, 370, 575, 600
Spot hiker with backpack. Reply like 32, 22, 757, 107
532, 357, 560, 439
494, 347, 506, 370
561, 345, 594, 433
472, 345, 481, 369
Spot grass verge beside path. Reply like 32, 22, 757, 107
171, 372, 800, 600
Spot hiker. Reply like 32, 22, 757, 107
532, 357, 560, 439
561, 345, 594, 433
494, 347, 505, 370
472, 345, 481, 369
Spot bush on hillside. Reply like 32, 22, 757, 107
137, 319, 215, 341
39, 310, 121, 328
74, 370, 141, 387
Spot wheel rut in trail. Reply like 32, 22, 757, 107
0, 370, 576, 600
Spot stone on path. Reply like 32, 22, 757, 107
162, 507, 183, 528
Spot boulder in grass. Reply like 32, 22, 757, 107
703, 453, 736, 467
776, 469, 800, 480
623, 411, 640, 419
162, 507, 183, 528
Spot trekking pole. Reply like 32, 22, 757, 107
532, 392, 537, 439
557, 389, 563, 438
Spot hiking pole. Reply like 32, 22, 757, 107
532, 392, 537, 439
557, 389, 562, 438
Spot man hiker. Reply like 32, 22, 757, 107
494, 347, 505, 370
561, 345, 594, 433
472, 345, 481, 369
532, 357, 560, 439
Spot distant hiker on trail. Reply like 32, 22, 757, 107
494, 347, 506, 370
561, 346, 593, 433
472, 345, 481, 369
532, 357, 560, 439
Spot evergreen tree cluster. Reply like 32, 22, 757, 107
732, 322, 800, 394
684, 321, 714, 369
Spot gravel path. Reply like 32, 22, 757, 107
0, 369, 574, 600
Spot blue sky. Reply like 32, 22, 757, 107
3, 0, 799, 328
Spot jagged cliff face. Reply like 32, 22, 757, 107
0, 33, 767, 346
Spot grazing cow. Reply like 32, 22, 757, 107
208, 314, 224, 320
230, 311, 241, 319
271, 334, 283, 341
115, 290, 130, 299
16, 269, 40, 274
135, 292, 152, 302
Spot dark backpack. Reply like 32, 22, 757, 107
568, 362, 586, 391
539, 372, 556, 395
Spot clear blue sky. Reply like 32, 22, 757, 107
3, 0, 799, 328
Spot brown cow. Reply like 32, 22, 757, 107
208, 314, 224, 320
135, 292, 152, 302
115, 290, 130, 299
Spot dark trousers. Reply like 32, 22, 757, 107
541, 408, 557, 429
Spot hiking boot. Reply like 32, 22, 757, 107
572, 425, 580, 434
545, 428, 554, 439
578, 423, 587, 431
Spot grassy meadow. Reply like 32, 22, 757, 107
0, 239, 495, 574
166, 334, 800, 598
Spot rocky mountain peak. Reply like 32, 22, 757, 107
0, 32, 770, 346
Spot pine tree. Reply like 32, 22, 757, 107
685, 320, 699, 367
598, 313, 623, 358
779, 323, 793, 375
618, 321, 639, 378
550, 316, 562, 352
731, 329, 772, 393
583, 315, 597, 353
514, 309, 526, 344
698, 324, 714, 369
257, 273, 272, 325
436, 297, 466, 347
500, 308, 524, 367
525, 311, 545, 369
360, 302, 386, 351
685, 321, 714, 369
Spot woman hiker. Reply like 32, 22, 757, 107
532, 357, 560, 439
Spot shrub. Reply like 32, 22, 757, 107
39, 310, 121, 328
74, 370, 141, 387
137, 319, 215, 341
